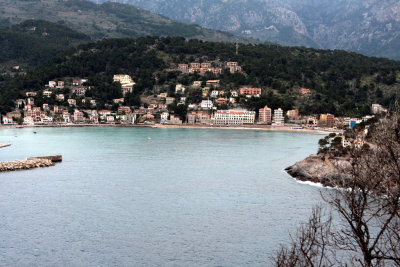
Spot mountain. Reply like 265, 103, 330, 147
97, 0, 400, 60
1, 36, 399, 115
0, 20, 90, 69
0, 0, 254, 43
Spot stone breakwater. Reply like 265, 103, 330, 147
285, 154, 352, 188
0, 143, 11, 148
0, 158, 54, 172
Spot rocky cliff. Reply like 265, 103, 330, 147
101, 0, 400, 59
285, 155, 352, 188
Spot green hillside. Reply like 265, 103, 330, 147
0, 19, 90, 69
0, 0, 254, 43
1, 37, 399, 116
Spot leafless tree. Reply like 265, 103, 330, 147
273, 111, 400, 266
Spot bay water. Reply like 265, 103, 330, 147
0, 127, 323, 266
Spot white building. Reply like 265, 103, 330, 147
201, 100, 214, 109
2, 116, 14, 125
272, 108, 284, 126
48, 81, 56, 88
175, 84, 186, 94
210, 90, 219, 98
161, 112, 169, 124
212, 110, 255, 125
113, 74, 135, 86
23, 116, 35, 125
371, 104, 387, 114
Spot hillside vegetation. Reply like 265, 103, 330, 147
0, 20, 90, 69
0, 0, 254, 43
1, 37, 399, 115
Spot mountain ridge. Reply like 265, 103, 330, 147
97, 0, 400, 59
0, 0, 256, 44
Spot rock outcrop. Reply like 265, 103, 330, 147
285, 154, 352, 188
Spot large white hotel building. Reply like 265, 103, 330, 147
212, 110, 256, 125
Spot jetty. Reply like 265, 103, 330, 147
0, 155, 62, 172
0, 143, 11, 148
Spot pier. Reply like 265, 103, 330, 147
0, 155, 62, 172
0, 143, 11, 148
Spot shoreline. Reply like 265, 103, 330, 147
0, 123, 342, 135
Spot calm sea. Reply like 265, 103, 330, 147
0, 127, 323, 266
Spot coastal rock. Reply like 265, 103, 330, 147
285, 154, 352, 187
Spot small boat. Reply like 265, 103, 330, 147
33, 132, 37, 134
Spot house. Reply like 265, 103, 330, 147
63, 112, 71, 123
113, 74, 135, 86
180, 97, 187, 103
73, 80, 80, 86
56, 81, 64, 89
166, 97, 175, 105
73, 110, 84, 123
98, 110, 112, 120
187, 112, 197, 124
157, 93, 168, 99
231, 90, 239, 97
178, 64, 189, 73
371, 104, 387, 114
169, 115, 182, 125
192, 81, 202, 87
68, 99, 76, 106
56, 94, 65, 101
43, 90, 52, 98
240, 87, 261, 97
210, 90, 219, 98
43, 104, 49, 110
226, 62, 242, 73
161, 112, 169, 123
26, 92, 37, 97
121, 86, 133, 96
215, 98, 228, 105
202, 87, 210, 97
72, 87, 86, 96
23, 116, 35, 125
342, 137, 351, 148
106, 115, 115, 123
286, 109, 299, 120
201, 62, 211, 68
201, 100, 213, 109
40, 116, 53, 124
113, 98, 124, 104
175, 84, 185, 94
2, 116, 14, 125
206, 80, 220, 87
190, 62, 201, 69
48, 81, 56, 88
118, 106, 131, 114
90, 100, 96, 107
197, 112, 211, 124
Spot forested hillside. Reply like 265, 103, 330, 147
1, 37, 399, 116
0, 20, 90, 70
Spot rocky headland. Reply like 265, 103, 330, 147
285, 154, 352, 188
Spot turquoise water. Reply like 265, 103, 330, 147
0, 127, 323, 266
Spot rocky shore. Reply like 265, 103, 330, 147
285, 154, 351, 187
0, 158, 55, 172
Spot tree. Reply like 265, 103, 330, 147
274, 111, 400, 266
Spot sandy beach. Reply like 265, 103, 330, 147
0, 123, 342, 135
